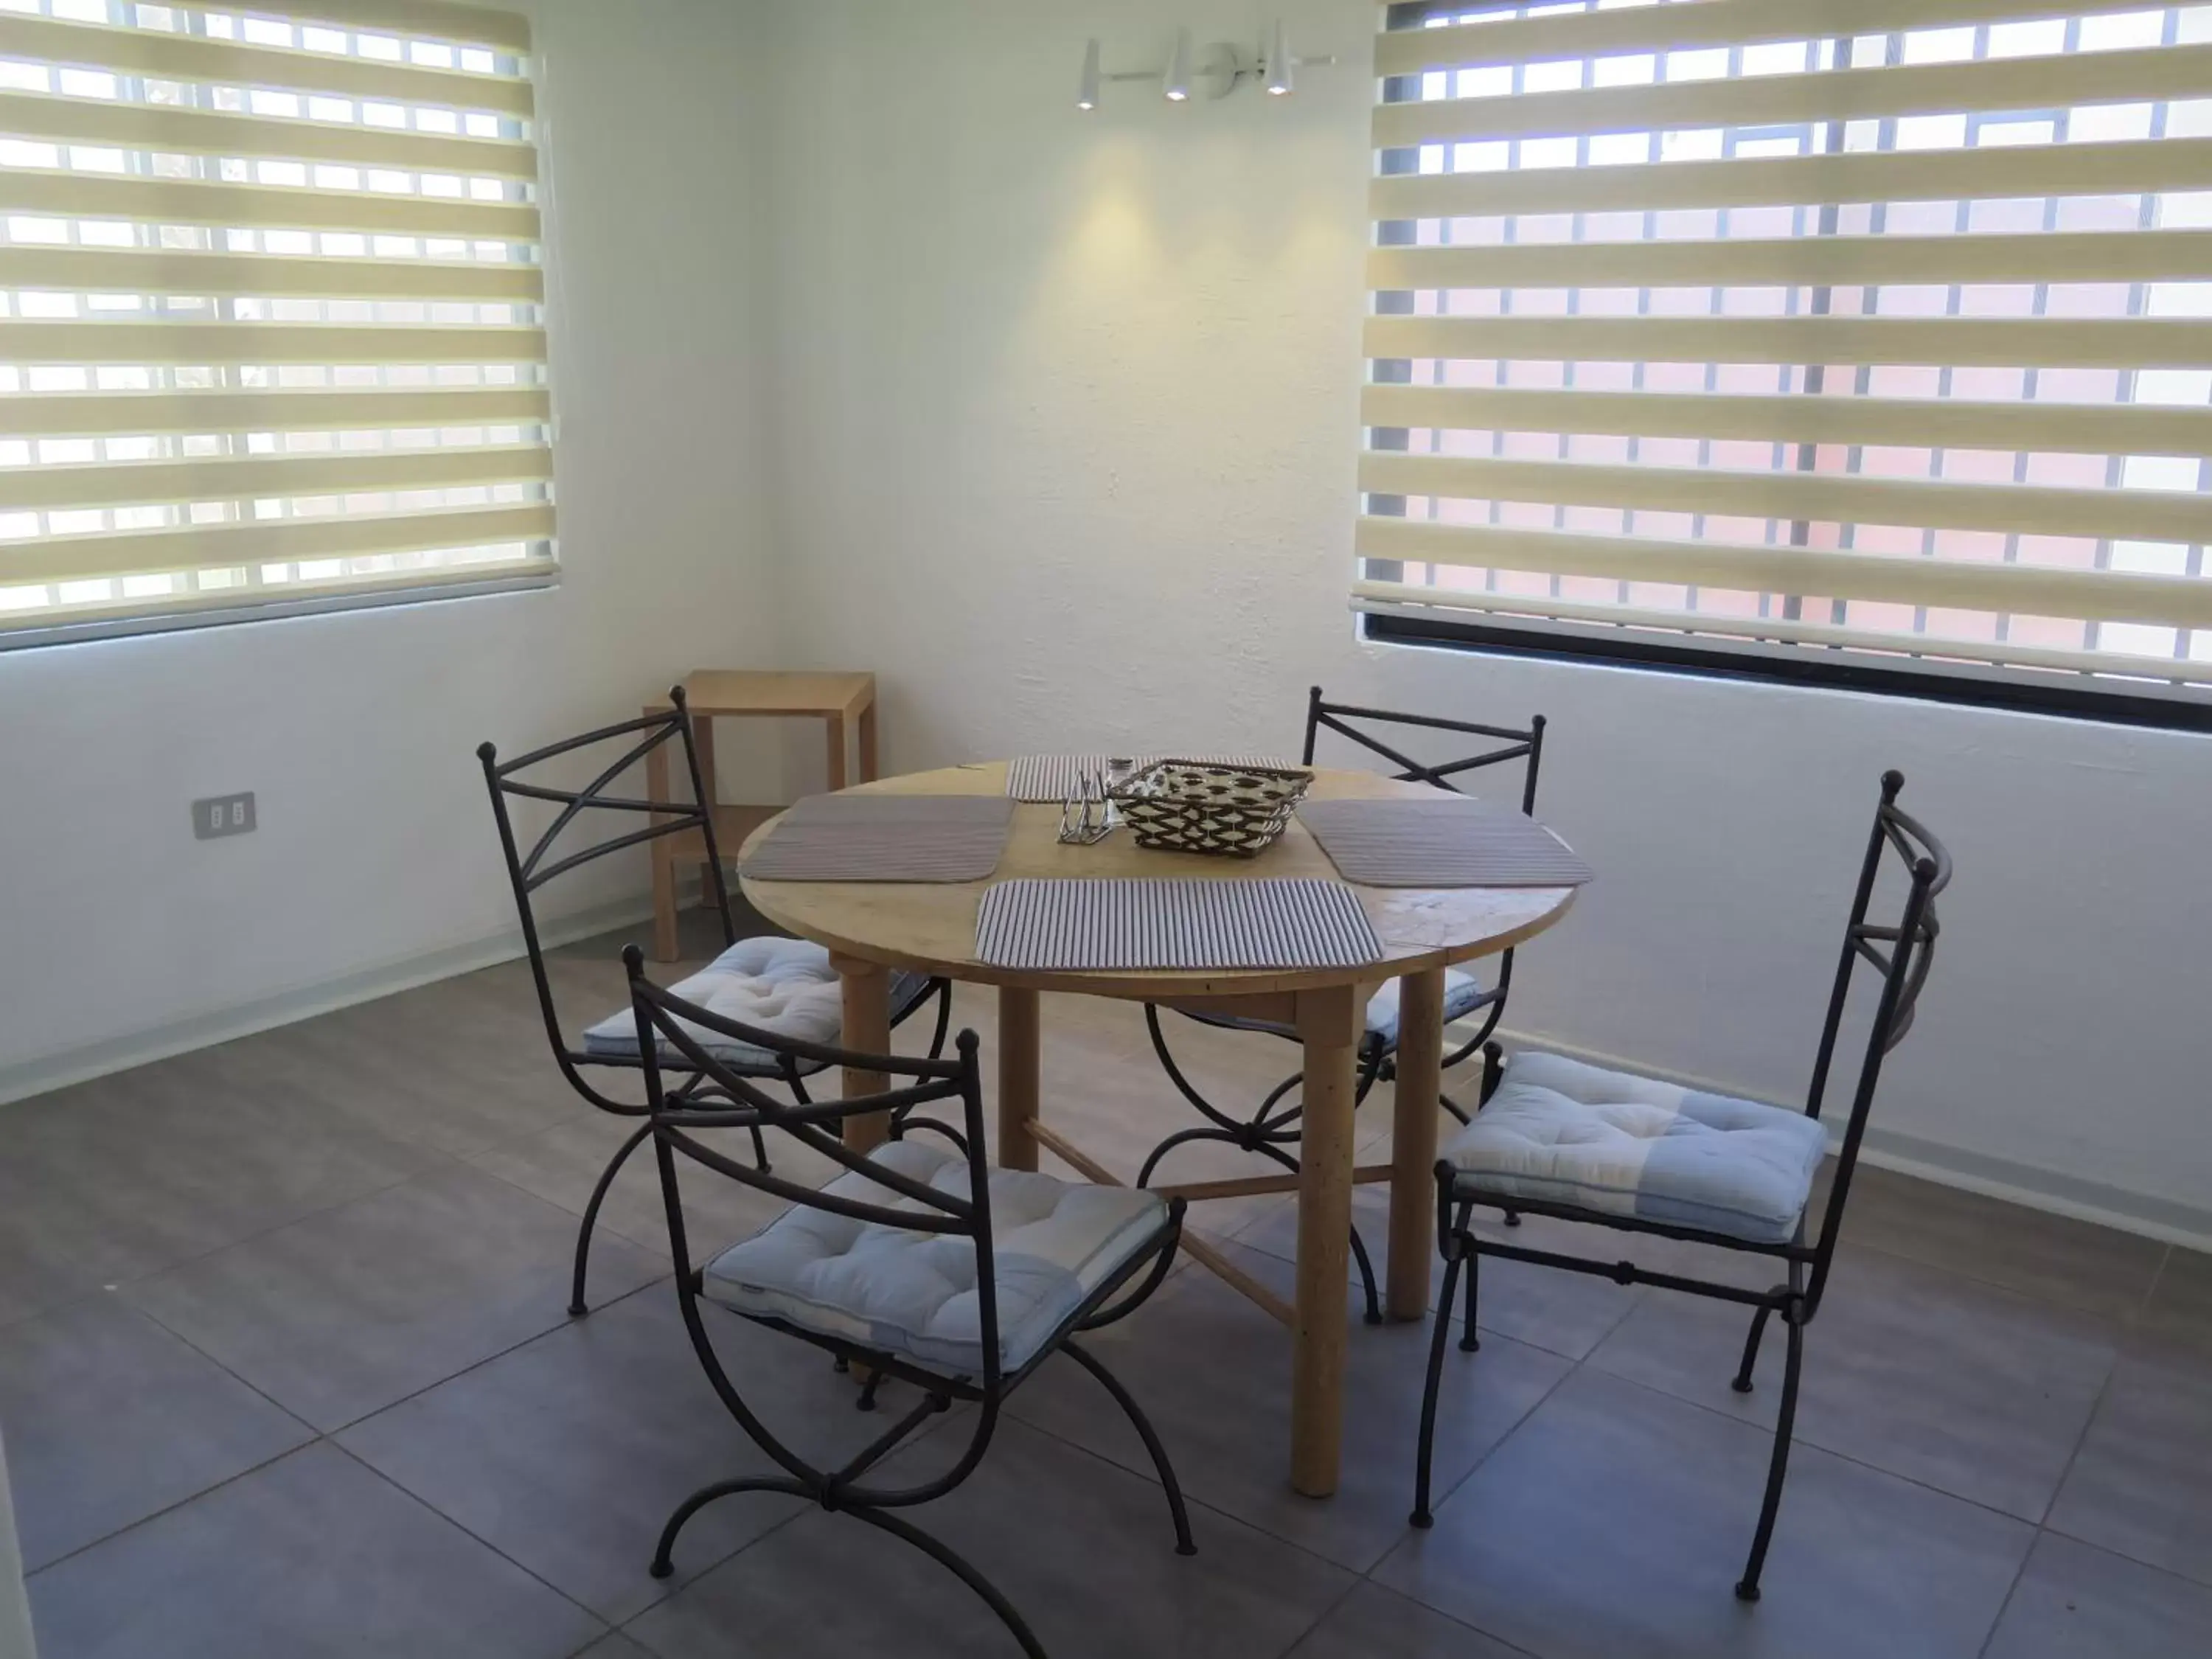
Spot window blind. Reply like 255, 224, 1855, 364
1363, 1, 2212, 701
0, 0, 549, 645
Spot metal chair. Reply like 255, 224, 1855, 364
625, 947, 1194, 1659
476, 686, 951, 1317
1138, 686, 1548, 1321
1411, 770, 1952, 1604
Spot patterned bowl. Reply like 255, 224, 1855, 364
1109, 760, 1314, 858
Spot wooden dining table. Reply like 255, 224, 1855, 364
739, 760, 1579, 1498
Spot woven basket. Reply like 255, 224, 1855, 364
1109, 759, 1314, 858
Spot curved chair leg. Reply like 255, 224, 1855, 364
1732, 1295, 1783, 1394
847, 1503, 1049, 1659
650, 1474, 810, 1578
1078, 1227, 1183, 1334
1411, 1251, 1464, 1528
571, 1121, 653, 1317
1456, 1237, 1481, 1352
1062, 1339, 1196, 1556
890, 1113, 971, 1157
1143, 1004, 1267, 1138
751, 1124, 771, 1175
1135, 1124, 1243, 1189
1736, 1307, 1805, 1602
927, 978, 955, 1060
1248, 1071, 1310, 1138
1348, 1225, 1383, 1327
1441, 1092, 1472, 1127
856, 1369, 884, 1413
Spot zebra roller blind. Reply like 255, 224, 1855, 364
0, 0, 549, 644
1363, 1, 2212, 703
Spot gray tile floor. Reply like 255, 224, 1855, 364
4, 917, 2209, 1658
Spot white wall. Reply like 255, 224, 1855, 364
756, 0, 2212, 1231
0, 0, 779, 1092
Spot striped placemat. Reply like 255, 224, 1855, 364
1004, 754, 1290, 803
1298, 798, 1593, 888
741, 794, 1015, 883
975, 878, 1382, 971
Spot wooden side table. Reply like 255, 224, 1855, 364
644, 670, 878, 960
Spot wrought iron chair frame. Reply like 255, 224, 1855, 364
477, 684, 952, 1317
1411, 771, 1952, 1604
1138, 687, 1548, 1321
625, 947, 1193, 1658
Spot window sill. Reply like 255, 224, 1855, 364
1363, 610, 2212, 734
0, 568, 560, 655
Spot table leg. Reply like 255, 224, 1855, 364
645, 735, 679, 962
857, 699, 879, 782
1291, 982, 1360, 1498
834, 955, 892, 1152
825, 714, 849, 793
998, 986, 1040, 1172
1388, 969, 1447, 1322
693, 714, 720, 905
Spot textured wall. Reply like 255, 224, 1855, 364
753, 0, 2212, 1229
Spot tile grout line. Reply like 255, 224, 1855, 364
1974, 1537, 2039, 1659
327, 1437, 618, 1641
27, 1273, 680, 1582
2034, 1307, 2132, 1531
38, 1151, 466, 1333
319, 1272, 678, 1434
21, 1440, 313, 1584
2136, 1240, 2175, 1324
1404, 1321, 1587, 1562
1578, 1363, 2062, 1539
1972, 1327, 2138, 1659
991, 1381, 1376, 1583
1270, 1574, 1369, 1659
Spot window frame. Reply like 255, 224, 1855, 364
1363, 0, 2212, 733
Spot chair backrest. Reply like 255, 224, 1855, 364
1803, 771, 1952, 1301
477, 686, 734, 1090
1302, 686, 1546, 815
627, 947, 1011, 1508
1304, 687, 1550, 1031
623, 945, 1001, 1388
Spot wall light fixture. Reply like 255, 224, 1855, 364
1076, 22, 1335, 112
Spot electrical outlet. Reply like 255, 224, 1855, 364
192, 792, 257, 840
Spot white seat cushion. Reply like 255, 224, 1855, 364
582, 936, 925, 1072
700, 1140, 1169, 1377
1443, 1051, 1827, 1244
1194, 967, 1489, 1048
1364, 969, 1490, 1046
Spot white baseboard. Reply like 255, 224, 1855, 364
1461, 1020, 2212, 1256
0, 891, 664, 1111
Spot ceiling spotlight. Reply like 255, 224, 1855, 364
1077, 38, 1100, 111
1162, 27, 1192, 102
1264, 21, 1294, 97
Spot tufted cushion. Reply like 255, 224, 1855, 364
700, 1140, 1169, 1377
1363, 970, 1491, 1047
582, 936, 926, 1074
1444, 1051, 1827, 1243
1192, 967, 1489, 1048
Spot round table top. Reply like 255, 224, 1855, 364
738, 763, 1580, 999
